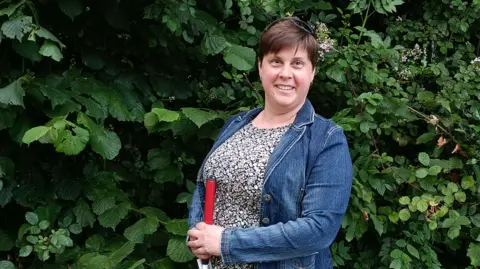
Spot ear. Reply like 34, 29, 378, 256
257, 57, 263, 70
310, 66, 316, 81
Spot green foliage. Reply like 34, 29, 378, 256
0, 0, 479, 268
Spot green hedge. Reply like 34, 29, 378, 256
0, 0, 480, 268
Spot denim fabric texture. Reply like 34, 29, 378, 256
188, 99, 353, 269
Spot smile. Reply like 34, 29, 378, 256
275, 85, 295, 90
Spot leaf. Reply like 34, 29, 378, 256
22, 126, 50, 144
77, 113, 121, 160
25, 212, 38, 225
151, 258, 175, 269
418, 152, 430, 166
38, 220, 49, 230
92, 196, 116, 215
389, 259, 402, 269
0, 108, 17, 131
455, 191, 466, 202
471, 214, 480, 228
416, 132, 436, 144
467, 243, 480, 266
154, 165, 183, 184
26, 236, 37, 244
399, 209, 410, 221
139, 207, 170, 223
82, 51, 105, 70
69, 223, 82, 234
448, 226, 460, 239
0, 186, 13, 207
201, 32, 227, 55
167, 237, 195, 263
105, 241, 136, 268
35, 27, 66, 48
399, 196, 410, 205
175, 192, 191, 204
406, 244, 419, 259
124, 217, 159, 243
19, 245, 33, 257
73, 200, 96, 228
181, 108, 219, 128
223, 45, 256, 71
98, 202, 130, 230
147, 149, 171, 170
0, 261, 15, 269
54, 127, 90, 155
0, 79, 25, 107
39, 84, 70, 109
1, 16, 32, 42
122, 259, 146, 269
370, 215, 384, 236
151, 108, 180, 123
12, 40, 42, 62
442, 218, 455, 228
415, 168, 428, 179
73, 95, 108, 121
428, 166, 442, 175
447, 182, 459, 193
462, 176, 475, 190
57, 0, 83, 20
86, 235, 105, 251
326, 65, 347, 84
416, 200, 428, 212
39, 40, 63, 61
0, 1, 25, 17
165, 219, 188, 236
0, 230, 14, 251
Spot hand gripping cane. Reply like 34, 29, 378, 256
197, 179, 216, 269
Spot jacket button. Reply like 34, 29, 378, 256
263, 194, 271, 202
261, 217, 270, 225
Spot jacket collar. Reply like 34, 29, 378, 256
236, 99, 315, 128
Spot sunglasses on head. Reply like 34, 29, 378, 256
264, 17, 317, 39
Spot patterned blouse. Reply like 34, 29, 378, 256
202, 122, 290, 269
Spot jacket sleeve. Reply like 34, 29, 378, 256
220, 127, 353, 264
188, 179, 205, 230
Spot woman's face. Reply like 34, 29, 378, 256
258, 46, 315, 113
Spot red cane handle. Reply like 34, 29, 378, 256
203, 179, 216, 225
201, 179, 216, 266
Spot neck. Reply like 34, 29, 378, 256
253, 101, 305, 128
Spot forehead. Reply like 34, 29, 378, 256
264, 45, 310, 59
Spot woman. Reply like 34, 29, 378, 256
187, 17, 353, 269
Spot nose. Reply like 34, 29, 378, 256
279, 65, 293, 80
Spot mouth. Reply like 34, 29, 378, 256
275, 85, 295, 91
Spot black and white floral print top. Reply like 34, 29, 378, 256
202, 122, 290, 269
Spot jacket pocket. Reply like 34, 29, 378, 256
287, 253, 316, 269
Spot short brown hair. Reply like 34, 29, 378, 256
259, 18, 318, 66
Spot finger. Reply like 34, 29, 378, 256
192, 248, 211, 260
187, 240, 202, 249
189, 235, 198, 241
195, 254, 211, 260
187, 229, 201, 238
195, 222, 206, 230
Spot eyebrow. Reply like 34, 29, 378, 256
268, 55, 307, 61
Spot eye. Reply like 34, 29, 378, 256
293, 60, 304, 67
270, 59, 281, 65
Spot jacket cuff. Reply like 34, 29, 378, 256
220, 228, 233, 264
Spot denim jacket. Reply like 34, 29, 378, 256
188, 99, 353, 269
